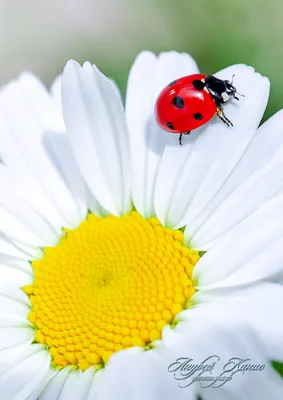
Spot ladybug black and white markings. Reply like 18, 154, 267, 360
155, 73, 244, 145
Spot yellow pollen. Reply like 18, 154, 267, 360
23, 212, 199, 371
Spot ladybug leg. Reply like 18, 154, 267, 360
179, 131, 191, 145
233, 92, 245, 101
218, 113, 231, 127
216, 107, 233, 127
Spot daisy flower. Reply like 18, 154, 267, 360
1, 51, 283, 400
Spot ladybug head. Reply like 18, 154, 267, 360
223, 75, 245, 101
223, 80, 237, 97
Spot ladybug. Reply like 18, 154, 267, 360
155, 74, 243, 145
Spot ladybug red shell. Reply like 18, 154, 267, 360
155, 73, 241, 145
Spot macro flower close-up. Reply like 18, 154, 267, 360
1, 50, 283, 400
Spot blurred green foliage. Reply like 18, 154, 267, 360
70, 0, 282, 121
271, 361, 283, 377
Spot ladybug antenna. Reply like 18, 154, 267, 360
230, 75, 245, 98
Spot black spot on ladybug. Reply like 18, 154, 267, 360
193, 80, 205, 91
194, 112, 203, 121
168, 80, 177, 87
166, 121, 175, 130
172, 96, 184, 109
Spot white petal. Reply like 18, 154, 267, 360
126, 51, 159, 218
193, 193, 283, 289
0, 325, 33, 350
0, 347, 52, 400
126, 51, 199, 218
50, 74, 63, 116
0, 170, 59, 247
57, 368, 95, 400
199, 389, 239, 400
0, 234, 35, 260
85, 186, 108, 218
17, 73, 64, 131
0, 313, 31, 325
40, 368, 94, 400
237, 369, 283, 400
109, 78, 124, 105
26, 369, 58, 400
154, 65, 269, 228
42, 132, 88, 222
99, 347, 196, 400
39, 367, 72, 400
62, 60, 131, 216
0, 233, 43, 260
0, 345, 56, 400
155, 51, 199, 94
199, 369, 283, 400
0, 258, 33, 276
85, 369, 104, 400
182, 282, 283, 361
189, 154, 283, 249
229, 110, 283, 184
163, 315, 283, 400
0, 341, 37, 376
187, 111, 283, 249
0, 73, 83, 230
0, 284, 30, 316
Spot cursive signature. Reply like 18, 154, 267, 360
168, 356, 265, 388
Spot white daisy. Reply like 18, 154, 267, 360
0, 51, 283, 400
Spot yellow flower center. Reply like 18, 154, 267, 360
23, 212, 199, 371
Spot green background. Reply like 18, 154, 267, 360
1, 0, 282, 122
68, 0, 282, 122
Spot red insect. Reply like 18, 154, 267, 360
155, 74, 242, 145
